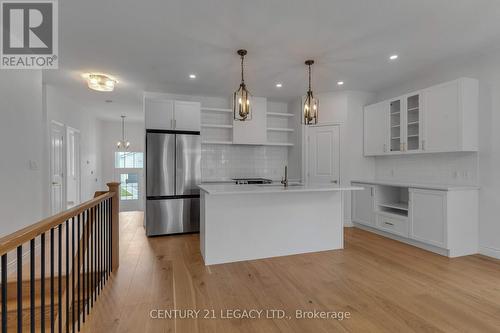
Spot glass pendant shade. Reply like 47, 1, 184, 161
117, 115, 130, 150
302, 60, 319, 125
233, 49, 252, 121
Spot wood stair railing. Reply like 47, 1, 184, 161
0, 182, 120, 333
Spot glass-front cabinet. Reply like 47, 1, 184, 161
389, 99, 402, 152
388, 94, 422, 153
405, 93, 421, 151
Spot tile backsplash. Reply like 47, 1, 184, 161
202, 144, 288, 181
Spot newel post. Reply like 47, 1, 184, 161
107, 182, 120, 270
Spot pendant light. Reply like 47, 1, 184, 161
117, 115, 130, 150
233, 49, 252, 121
303, 60, 319, 125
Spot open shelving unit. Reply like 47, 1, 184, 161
201, 105, 233, 144
266, 107, 295, 146
376, 185, 409, 217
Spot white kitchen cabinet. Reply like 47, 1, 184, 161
145, 99, 174, 130
233, 96, 267, 145
351, 181, 479, 257
364, 101, 388, 156
145, 97, 200, 131
351, 183, 375, 227
422, 78, 478, 152
363, 78, 478, 156
174, 101, 201, 131
409, 189, 446, 247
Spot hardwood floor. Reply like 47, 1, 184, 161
81, 211, 500, 333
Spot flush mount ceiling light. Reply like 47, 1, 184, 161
389, 54, 399, 60
233, 49, 252, 121
117, 115, 130, 150
303, 60, 318, 125
82, 73, 118, 92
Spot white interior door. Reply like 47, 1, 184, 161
50, 121, 65, 215
307, 125, 340, 185
66, 127, 81, 209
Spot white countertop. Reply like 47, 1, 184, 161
351, 179, 480, 191
198, 183, 363, 195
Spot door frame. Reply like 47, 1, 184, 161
66, 126, 81, 208
49, 120, 66, 215
302, 123, 342, 184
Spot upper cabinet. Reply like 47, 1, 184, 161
145, 96, 201, 131
232, 97, 267, 145
364, 101, 388, 155
364, 78, 478, 156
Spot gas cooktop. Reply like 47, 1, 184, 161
233, 178, 273, 185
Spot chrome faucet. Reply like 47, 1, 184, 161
281, 165, 288, 187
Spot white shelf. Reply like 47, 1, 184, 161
379, 202, 409, 211
390, 112, 400, 115
267, 112, 294, 117
265, 142, 294, 146
201, 124, 233, 129
407, 134, 419, 138
391, 124, 400, 128
202, 140, 233, 145
201, 107, 232, 113
391, 136, 400, 140
407, 107, 419, 112
267, 127, 294, 132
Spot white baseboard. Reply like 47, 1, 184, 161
344, 218, 353, 227
479, 246, 500, 259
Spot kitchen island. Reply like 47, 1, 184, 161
198, 183, 362, 265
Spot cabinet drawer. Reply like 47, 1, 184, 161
376, 213, 409, 237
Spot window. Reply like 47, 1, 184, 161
115, 152, 144, 169
120, 173, 139, 200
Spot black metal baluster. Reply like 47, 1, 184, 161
77, 214, 81, 331
30, 239, 35, 333
58, 225, 62, 333
99, 203, 103, 291
2, 254, 7, 333
89, 207, 93, 309
71, 217, 75, 333
17, 245, 22, 333
93, 207, 97, 302
50, 229, 54, 333
82, 210, 86, 322
41, 233, 46, 333
66, 220, 69, 333
104, 199, 108, 281
96, 204, 100, 295
110, 199, 113, 273
86, 209, 90, 315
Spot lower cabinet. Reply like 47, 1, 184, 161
409, 189, 446, 248
351, 182, 478, 257
351, 183, 375, 227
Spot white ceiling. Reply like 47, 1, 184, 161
43, 0, 500, 121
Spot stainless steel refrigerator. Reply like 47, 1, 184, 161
145, 130, 201, 236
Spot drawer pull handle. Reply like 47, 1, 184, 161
384, 222, 394, 226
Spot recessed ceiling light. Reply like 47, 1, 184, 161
337, 81, 344, 86
189, 74, 197, 79
105, 99, 113, 103
81, 73, 118, 92
276, 83, 283, 88
389, 54, 399, 60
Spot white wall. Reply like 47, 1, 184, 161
372, 47, 500, 258
44, 85, 101, 209
97, 119, 145, 211
0, 71, 44, 237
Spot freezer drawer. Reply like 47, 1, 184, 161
176, 134, 201, 195
146, 198, 200, 236
146, 132, 175, 197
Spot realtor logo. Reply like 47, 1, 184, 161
1, 0, 58, 69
